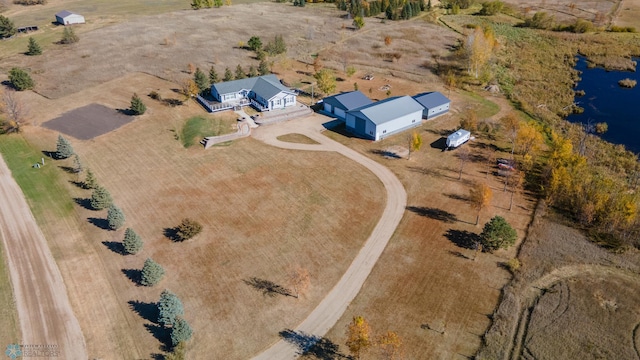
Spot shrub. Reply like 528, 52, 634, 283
523, 12, 555, 29
570, 18, 594, 33
90, 186, 112, 210
26, 37, 42, 55
158, 290, 184, 327
130, 93, 146, 115
55, 134, 74, 159
384, 35, 392, 45
505, 258, 521, 272
346, 66, 357, 77
140, 258, 165, 286
171, 317, 193, 346
107, 204, 126, 230
8, 68, 34, 91
479, 0, 504, 15
353, 16, 365, 30
60, 27, 79, 44
264, 34, 286, 56
176, 218, 202, 241
13, 0, 47, 4
480, 216, 517, 252
149, 91, 162, 100
123, 228, 143, 254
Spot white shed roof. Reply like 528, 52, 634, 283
347, 96, 424, 125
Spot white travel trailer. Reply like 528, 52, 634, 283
446, 129, 471, 149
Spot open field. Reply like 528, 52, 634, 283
478, 204, 640, 360
0, 236, 19, 347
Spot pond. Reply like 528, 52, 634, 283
567, 55, 640, 154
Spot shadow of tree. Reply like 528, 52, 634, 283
444, 229, 480, 249
406, 206, 458, 223
122, 269, 142, 286
163, 227, 180, 242
74, 197, 92, 210
279, 329, 349, 359
129, 300, 159, 323
58, 165, 79, 174
88, 217, 110, 230
144, 323, 171, 352
370, 149, 402, 159
243, 277, 293, 298
406, 166, 443, 178
69, 180, 87, 189
41, 150, 57, 159
444, 193, 471, 203
102, 241, 126, 255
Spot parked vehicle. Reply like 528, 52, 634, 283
446, 129, 471, 149
496, 158, 516, 171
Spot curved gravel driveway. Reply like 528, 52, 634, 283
0, 156, 87, 359
251, 115, 407, 359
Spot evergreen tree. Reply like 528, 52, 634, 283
141, 258, 165, 286
56, 134, 74, 159
123, 228, 143, 255
235, 64, 246, 80
90, 186, 112, 210
84, 169, 97, 189
130, 93, 146, 115
223, 67, 234, 82
60, 27, 79, 44
248, 65, 258, 78
480, 216, 517, 252
107, 204, 126, 230
26, 37, 42, 56
0, 15, 16, 39
193, 67, 209, 94
176, 218, 203, 241
247, 36, 262, 52
171, 317, 193, 346
72, 154, 83, 174
426, 0, 431, 10
158, 290, 184, 327
208, 66, 219, 85
8, 68, 34, 91
258, 60, 270, 75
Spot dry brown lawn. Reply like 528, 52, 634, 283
20, 71, 386, 358
319, 100, 535, 359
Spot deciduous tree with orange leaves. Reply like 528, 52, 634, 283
469, 182, 492, 225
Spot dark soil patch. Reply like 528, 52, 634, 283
42, 104, 135, 140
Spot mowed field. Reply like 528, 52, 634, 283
16, 71, 386, 358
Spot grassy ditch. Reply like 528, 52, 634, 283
180, 114, 236, 148
0, 242, 20, 346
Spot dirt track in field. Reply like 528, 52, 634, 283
0, 156, 86, 359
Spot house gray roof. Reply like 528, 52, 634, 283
56, 10, 76, 18
323, 91, 373, 111
413, 92, 450, 109
212, 74, 292, 100
348, 96, 424, 125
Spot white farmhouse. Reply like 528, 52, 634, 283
210, 75, 296, 112
344, 96, 424, 141
55, 10, 85, 26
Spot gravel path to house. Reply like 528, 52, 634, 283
250, 115, 407, 359
0, 156, 87, 359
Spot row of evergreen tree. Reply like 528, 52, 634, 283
336, 0, 426, 20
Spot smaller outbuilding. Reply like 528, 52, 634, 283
55, 10, 85, 26
322, 91, 373, 120
413, 92, 450, 119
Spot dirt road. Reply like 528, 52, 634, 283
251, 114, 407, 358
0, 156, 86, 359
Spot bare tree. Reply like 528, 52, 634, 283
288, 266, 310, 299
1, 89, 29, 132
458, 146, 470, 180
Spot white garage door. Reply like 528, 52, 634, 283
334, 108, 346, 119
324, 103, 332, 113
